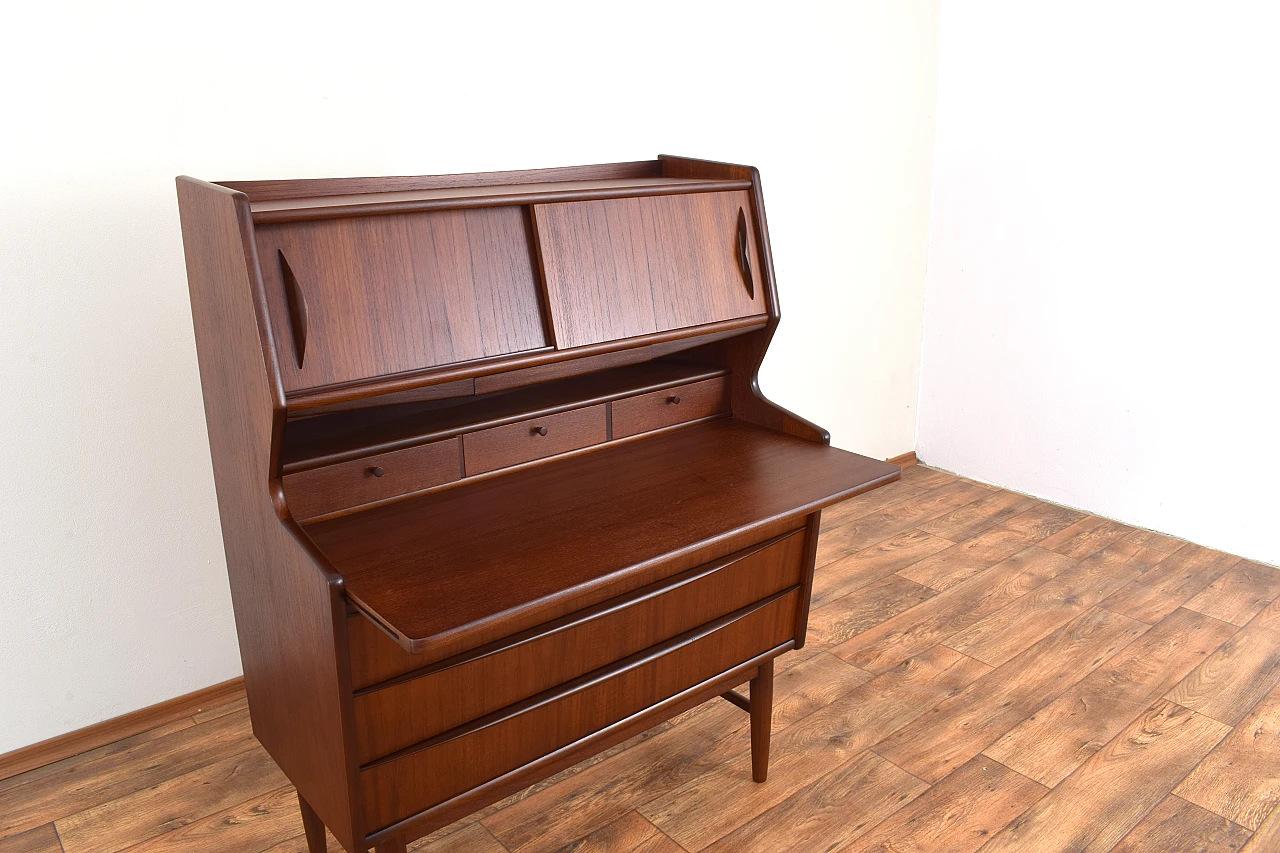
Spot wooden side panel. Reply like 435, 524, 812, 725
255, 206, 547, 391
359, 591, 798, 832
533, 191, 765, 349
175, 179, 361, 850
352, 530, 806, 761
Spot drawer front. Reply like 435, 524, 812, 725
611, 377, 730, 439
463, 404, 607, 476
359, 589, 798, 831
351, 529, 806, 762
283, 438, 460, 521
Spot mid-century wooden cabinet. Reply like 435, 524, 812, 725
176, 156, 899, 852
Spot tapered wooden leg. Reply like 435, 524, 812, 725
374, 839, 408, 853
750, 658, 775, 783
297, 793, 327, 853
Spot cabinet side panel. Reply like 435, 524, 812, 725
176, 178, 361, 851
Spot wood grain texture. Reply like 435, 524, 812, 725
873, 607, 1148, 782
410, 822, 506, 853
257, 207, 547, 391
915, 489, 1040, 543
610, 376, 729, 439
0, 826, 62, 853
808, 529, 952, 609
945, 536, 1170, 667
462, 404, 607, 475
832, 546, 1077, 674
1109, 795, 1252, 853
842, 756, 1047, 853
985, 607, 1237, 786
352, 532, 805, 761
359, 595, 798, 831
894, 522, 1048, 592
1176, 680, 1280, 829
1103, 544, 1242, 625
1166, 595, 1280, 725
638, 646, 990, 851
0, 678, 243, 784
307, 420, 897, 656
978, 700, 1230, 853
533, 191, 765, 349
699, 751, 928, 853
482, 650, 861, 853
548, 811, 681, 853
1039, 515, 1136, 560
806, 574, 937, 648
176, 177, 361, 850
1184, 561, 1280, 627
54, 747, 287, 853
283, 437, 460, 521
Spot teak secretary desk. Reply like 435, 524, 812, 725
176, 155, 899, 853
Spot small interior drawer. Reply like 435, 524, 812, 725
284, 438, 461, 521
462, 404, 607, 476
349, 528, 805, 763
358, 587, 799, 832
611, 376, 730, 439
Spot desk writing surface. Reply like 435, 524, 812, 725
304, 419, 898, 653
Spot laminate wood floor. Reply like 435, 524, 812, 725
4, 465, 1278, 853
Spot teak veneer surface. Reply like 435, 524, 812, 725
305, 419, 898, 654
283, 360, 725, 472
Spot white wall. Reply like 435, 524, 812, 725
919, 2, 1279, 566
0, 1, 941, 752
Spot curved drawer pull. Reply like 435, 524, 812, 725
278, 250, 309, 368
736, 207, 755, 299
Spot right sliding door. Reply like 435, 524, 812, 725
532, 190, 766, 349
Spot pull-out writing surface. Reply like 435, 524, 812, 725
304, 419, 898, 659
533, 190, 766, 349
256, 206, 548, 391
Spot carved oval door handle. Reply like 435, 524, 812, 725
278, 250, 309, 368
736, 208, 755, 299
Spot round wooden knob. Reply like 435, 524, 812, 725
532, 426, 548, 436
369, 466, 385, 477
668, 395, 682, 404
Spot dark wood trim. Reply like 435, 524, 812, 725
720, 689, 752, 713
285, 316, 766, 412
218, 160, 665, 202
250, 179, 755, 224
887, 451, 918, 468
0, 677, 246, 783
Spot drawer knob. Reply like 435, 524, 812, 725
668, 395, 682, 404
369, 466, 385, 477
532, 426, 548, 436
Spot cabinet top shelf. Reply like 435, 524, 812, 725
305, 419, 899, 657
242, 176, 752, 223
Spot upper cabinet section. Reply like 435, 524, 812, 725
532, 190, 766, 350
256, 207, 548, 392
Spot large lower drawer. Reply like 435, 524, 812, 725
350, 528, 806, 762
359, 588, 798, 832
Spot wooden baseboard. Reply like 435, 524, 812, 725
0, 677, 246, 783
887, 451, 918, 468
